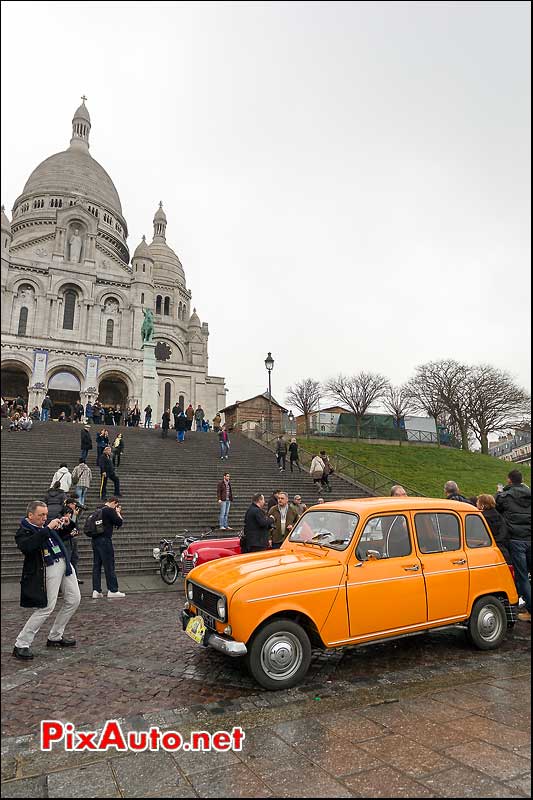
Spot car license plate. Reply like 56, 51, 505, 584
185, 615, 206, 644
199, 609, 217, 630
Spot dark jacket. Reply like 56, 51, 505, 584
176, 413, 188, 432
447, 493, 472, 504
288, 442, 299, 460
269, 504, 299, 545
15, 520, 71, 608
217, 479, 234, 502
99, 453, 116, 477
96, 432, 109, 450
81, 429, 93, 450
496, 484, 531, 541
101, 506, 123, 538
243, 504, 274, 550
482, 508, 511, 563
275, 439, 287, 455
44, 488, 67, 521
162, 412, 171, 430
41, 396, 52, 410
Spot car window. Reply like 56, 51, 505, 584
289, 510, 359, 550
356, 515, 411, 560
465, 515, 492, 549
414, 513, 461, 553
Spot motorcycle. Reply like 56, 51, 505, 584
152, 533, 189, 585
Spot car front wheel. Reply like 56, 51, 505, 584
247, 619, 312, 690
467, 595, 507, 650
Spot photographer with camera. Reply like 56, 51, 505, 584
91, 497, 125, 599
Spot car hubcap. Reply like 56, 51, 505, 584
478, 604, 503, 642
261, 633, 303, 681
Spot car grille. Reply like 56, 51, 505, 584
190, 583, 220, 618
182, 556, 195, 577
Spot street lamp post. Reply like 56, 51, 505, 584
288, 410, 294, 436
264, 351, 274, 433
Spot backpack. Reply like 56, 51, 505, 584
83, 508, 105, 538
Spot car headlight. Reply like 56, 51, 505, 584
192, 553, 199, 565
217, 597, 226, 620
187, 583, 194, 600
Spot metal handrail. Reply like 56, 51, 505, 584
236, 420, 425, 497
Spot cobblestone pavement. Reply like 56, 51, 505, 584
1, 585, 531, 798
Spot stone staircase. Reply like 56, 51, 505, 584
1, 423, 370, 581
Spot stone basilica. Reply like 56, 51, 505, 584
1, 99, 226, 420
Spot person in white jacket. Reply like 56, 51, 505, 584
50, 464, 72, 493
309, 454, 325, 491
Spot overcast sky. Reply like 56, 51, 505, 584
1, 1, 530, 410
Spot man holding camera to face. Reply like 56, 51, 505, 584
13, 500, 81, 660
91, 497, 125, 599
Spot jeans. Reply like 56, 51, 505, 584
15, 559, 80, 648
219, 500, 231, 529
41, 408, 50, 422
219, 441, 229, 458
92, 536, 119, 593
196, 421, 203, 431
144, 415, 152, 428
177, 430, 185, 442
76, 486, 88, 506
81, 449, 89, 461
277, 453, 286, 470
100, 473, 120, 499
509, 539, 531, 613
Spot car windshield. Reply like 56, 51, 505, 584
289, 510, 359, 551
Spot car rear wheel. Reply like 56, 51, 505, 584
247, 619, 312, 690
467, 595, 507, 650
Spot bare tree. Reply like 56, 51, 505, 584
406, 360, 472, 450
467, 365, 530, 454
404, 368, 445, 447
323, 372, 389, 438
286, 378, 321, 435
382, 385, 416, 445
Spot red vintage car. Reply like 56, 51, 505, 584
181, 533, 243, 577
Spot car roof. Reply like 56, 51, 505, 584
306, 497, 478, 514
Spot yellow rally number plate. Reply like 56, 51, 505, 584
185, 615, 206, 644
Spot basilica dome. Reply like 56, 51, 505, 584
21, 148, 123, 216
149, 202, 186, 286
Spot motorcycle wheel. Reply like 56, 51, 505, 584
160, 556, 179, 585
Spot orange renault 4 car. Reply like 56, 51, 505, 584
181, 498, 518, 690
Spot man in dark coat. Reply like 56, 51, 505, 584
99, 446, 121, 499
275, 436, 288, 472
496, 469, 531, 622
172, 403, 180, 430
176, 411, 188, 442
242, 493, 274, 553
161, 409, 171, 438
80, 424, 93, 461
13, 500, 81, 660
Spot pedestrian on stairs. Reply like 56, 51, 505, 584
310, 453, 325, 491
112, 433, 125, 467
218, 426, 230, 459
50, 463, 72, 493
288, 438, 302, 472
80, 424, 93, 461
144, 405, 152, 428
176, 410, 187, 442
71, 459, 92, 506
185, 403, 194, 431
172, 402, 180, 430
13, 501, 81, 660
217, 472, 234, 529
161, 409, 171, 438
99, 446, 121, 499
195, 405, 205, 431
319, 451, 334, 493
96, 428, 109, 463
40, 394, 52, 422
275, 435, 288, 472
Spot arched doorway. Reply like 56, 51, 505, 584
1, 363, 29, 404
98, 375, 129, 414
48, 371, 81, 419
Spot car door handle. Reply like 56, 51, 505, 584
403, 564, 420, 571
452, 559, 466, 565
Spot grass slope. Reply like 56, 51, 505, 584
300, 437, 531, 499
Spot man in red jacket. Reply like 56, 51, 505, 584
217, 472, 234, 530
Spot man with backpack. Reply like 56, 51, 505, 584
85, 498, 125, 598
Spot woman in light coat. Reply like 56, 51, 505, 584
309, 454, 325, 491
